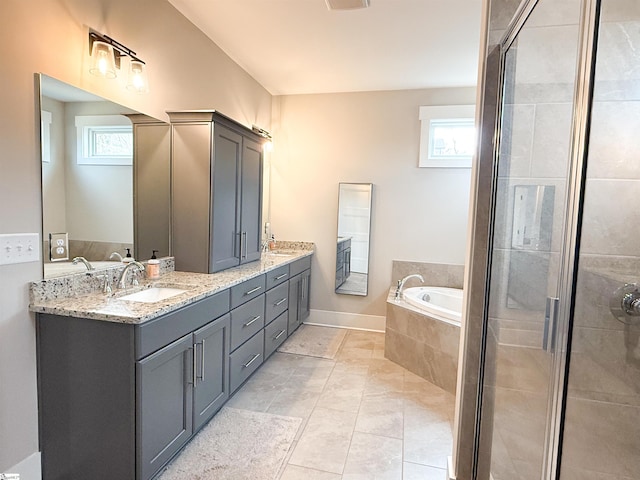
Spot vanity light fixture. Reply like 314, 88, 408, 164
88, 29, 149, 94
252, 125, 273, 152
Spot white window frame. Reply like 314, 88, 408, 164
75, 115, 133, 165
419, 105, 476, 168
41, 110, 52, 163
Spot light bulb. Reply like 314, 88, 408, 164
89, 41, 117, 79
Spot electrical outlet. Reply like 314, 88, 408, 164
0, 233, 40, 265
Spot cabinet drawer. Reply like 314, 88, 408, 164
136, 290, 230, 360
230, 274, 266, 309
264, 311, 288, 359
290, 255, 311, 276
265, 282, 289, 325
265, 264, 289, 290
229, 330, 264, 393
230, 294, 265, 351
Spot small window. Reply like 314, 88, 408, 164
419, 105, 476, 168
75, 115, 133, 165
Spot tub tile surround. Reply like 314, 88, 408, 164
385, 261, 463, 395
391, 261, 465, 290
29, 246, 313, 324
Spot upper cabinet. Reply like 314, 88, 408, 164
169, 111, 264, 273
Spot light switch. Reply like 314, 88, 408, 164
0, 233, 40, 265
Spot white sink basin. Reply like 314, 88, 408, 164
119, 287, 187, 303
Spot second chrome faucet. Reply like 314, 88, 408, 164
117, 261, 145, 289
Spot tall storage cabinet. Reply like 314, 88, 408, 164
169, 111, 264, 273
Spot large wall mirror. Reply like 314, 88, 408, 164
335, 183, 373, 296
38, 74, 170, 279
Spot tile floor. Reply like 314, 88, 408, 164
226, 327, 455, 479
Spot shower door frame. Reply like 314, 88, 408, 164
471, 0, 602, 478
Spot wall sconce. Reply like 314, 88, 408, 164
252, 125, 273, 152
89, 29, 149, 94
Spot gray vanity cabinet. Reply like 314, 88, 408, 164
169, 111, 264, 274
288, 257, 312, 334
138, 312, 231, 480
137, 334, 194, 480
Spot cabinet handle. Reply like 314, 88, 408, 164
245, 285, 262, 295
244, 315, 261, 327
236, 232, 242, 259
243, 353, 261, 368
301, 278, 306, 300
274, 297, 287, 307
191, 344, 197, 387
274, 329, 286, 340
275, 273, 288, 280
197, 339, 206, 382
242, 231, 248, 259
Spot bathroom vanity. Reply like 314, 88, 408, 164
31, 249, 312, 480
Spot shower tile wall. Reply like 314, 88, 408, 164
560, 6, 640, 479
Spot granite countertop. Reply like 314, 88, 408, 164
30, 248, 313, 325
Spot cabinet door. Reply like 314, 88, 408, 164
193, 314, 231, 432
137, 335, 194, 480
211, 124, 242, 272
288, 274, 301, 335
300, 269, 311, 321
240, 136, 263, 264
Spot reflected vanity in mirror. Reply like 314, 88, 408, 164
507, 184, 555, 310
335, 183, 373, 296
38, 74, 171, 279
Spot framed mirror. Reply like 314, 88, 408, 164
38, 74, 170, 279
335, 183, 373, 296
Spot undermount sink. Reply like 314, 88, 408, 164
119, 287, 187, 303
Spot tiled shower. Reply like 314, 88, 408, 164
458, 0, 640, 478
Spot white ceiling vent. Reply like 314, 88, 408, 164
325, 0, 370, 10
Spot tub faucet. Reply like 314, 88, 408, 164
395, 274, 424, 300
72, 256, 94, 271
117, 261, 145, 289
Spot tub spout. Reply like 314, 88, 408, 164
395, 274, 424, 300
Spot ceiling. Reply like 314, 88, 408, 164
168, 0, 483, 95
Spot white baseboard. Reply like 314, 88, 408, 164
4, 452, 41, 480
305, 309, 386, 332
447, 455, 455, 480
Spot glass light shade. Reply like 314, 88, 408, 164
89, 41, 117, 79
263, 140, 273, 153
126, 60, 149, 94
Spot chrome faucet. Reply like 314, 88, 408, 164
109, 251, 123, 262
117, 261, 145, 289
395, 274, 424, 300
72, 256, 94, 271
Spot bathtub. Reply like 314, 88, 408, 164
401, 286, 462, 325
385, 285, 462, 394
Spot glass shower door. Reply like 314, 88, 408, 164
559, 1, 640, 478
477, 1, 583, 479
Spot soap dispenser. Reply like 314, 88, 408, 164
146, 250, 160, 279
123, 248, 135, 263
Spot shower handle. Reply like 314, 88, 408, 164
610, 283, 640, 325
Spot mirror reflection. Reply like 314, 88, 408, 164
39, 74, 170, 278
335, 183, 373, 296
507, 184, 555, 310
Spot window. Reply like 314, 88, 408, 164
419, 105, 476, 168
75, 115, 133, 165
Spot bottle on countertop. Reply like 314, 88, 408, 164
122, 248, 135, 263
268, 234, 276, 251
146, 250, 160, 279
